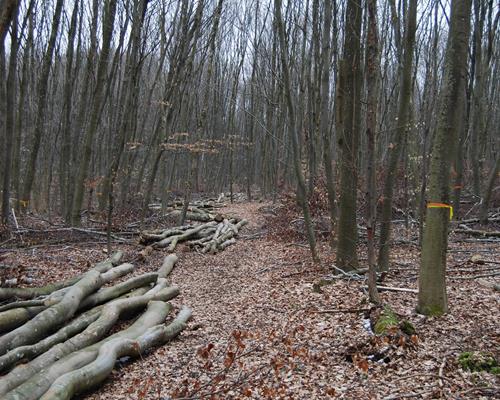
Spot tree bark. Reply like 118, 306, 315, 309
1, 301, 172, 400
378, 0, 417, 272
365, 0, 381, 304
40, 307, 192, 400
418, 0, 472, 316
336, 0, 363, 270
71, 0, 118, 225
20, 0, 64, 208
274, 0, 319, 263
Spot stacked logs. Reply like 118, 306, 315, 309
149, 199, 225, 222
0, 253, 190, 400
140, 218, 248, 253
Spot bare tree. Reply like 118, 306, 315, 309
274, 0, 318, 263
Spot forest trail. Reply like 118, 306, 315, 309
79, 201, 497, 399
1, 201, 498, 399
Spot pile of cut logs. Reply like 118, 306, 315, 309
140, 218, 248, 253
0, 252, 189, 400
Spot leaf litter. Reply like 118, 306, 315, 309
1, 201, 499, 399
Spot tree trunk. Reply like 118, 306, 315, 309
39, 307, 192, 400
1, 7, 17, 224
1, 301, 172, 400
274, 0, 319, 263
418, 0, 472, 316
21, 0, 64, 209
0, 0, 19, 45
479, 157, 500, 224
71, 0, 118, 225
365, 0, 381, 304
336, 0, 363, 271
378, 0, 417, 272
320, 0, 337, 247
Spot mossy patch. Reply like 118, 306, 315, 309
374, 306, 399, 335
399, 320, 416, 335
458, 351, 499, 374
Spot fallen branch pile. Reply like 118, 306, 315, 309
0, 252, 191, 400
140, 217, 248, 253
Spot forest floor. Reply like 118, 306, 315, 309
0, 200, 499, 399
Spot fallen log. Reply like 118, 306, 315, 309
477, 279, 500, 291
454, 228, 500, 237
0, 307, 102, 373
364, 285, 418, 294
0, 262, 134, 355
0, 305, 46, 334
45, 263, 135, 305
200, 219, 248, 254
0, 287, 151, 373
0, 268, 147, 334
0, 286, 179, 395
140, 225, 194, 244
2, 301, 172, 400
0, 251, 123, 301
40, 306, 192, 400
152, 221, 217, 250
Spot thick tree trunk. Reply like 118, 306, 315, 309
336, 0, 362, 271
418, 0, 472, 316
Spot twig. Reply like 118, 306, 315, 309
438, 358, 446, 389
383, 386, 438, 400
365, 285, 418, 294
451, 271, 500, 280
314, 308, 370, 314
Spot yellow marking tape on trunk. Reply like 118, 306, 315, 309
427, 202, 453, 220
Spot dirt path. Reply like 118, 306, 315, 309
80, 202, 498, 399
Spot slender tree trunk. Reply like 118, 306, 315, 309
365, 0, 381, 304
1, 8, 17, 224
320, 0, 336, 247
274, 0, 319, 263
479, 157, 500, 224
21, 0, 64, 209
470, 0, 486, 196
71, 0, 118, 225
99, 0, 148, 213
59, 0, 79, 220
377, 0, 417, 271
0, 0, 19, 45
